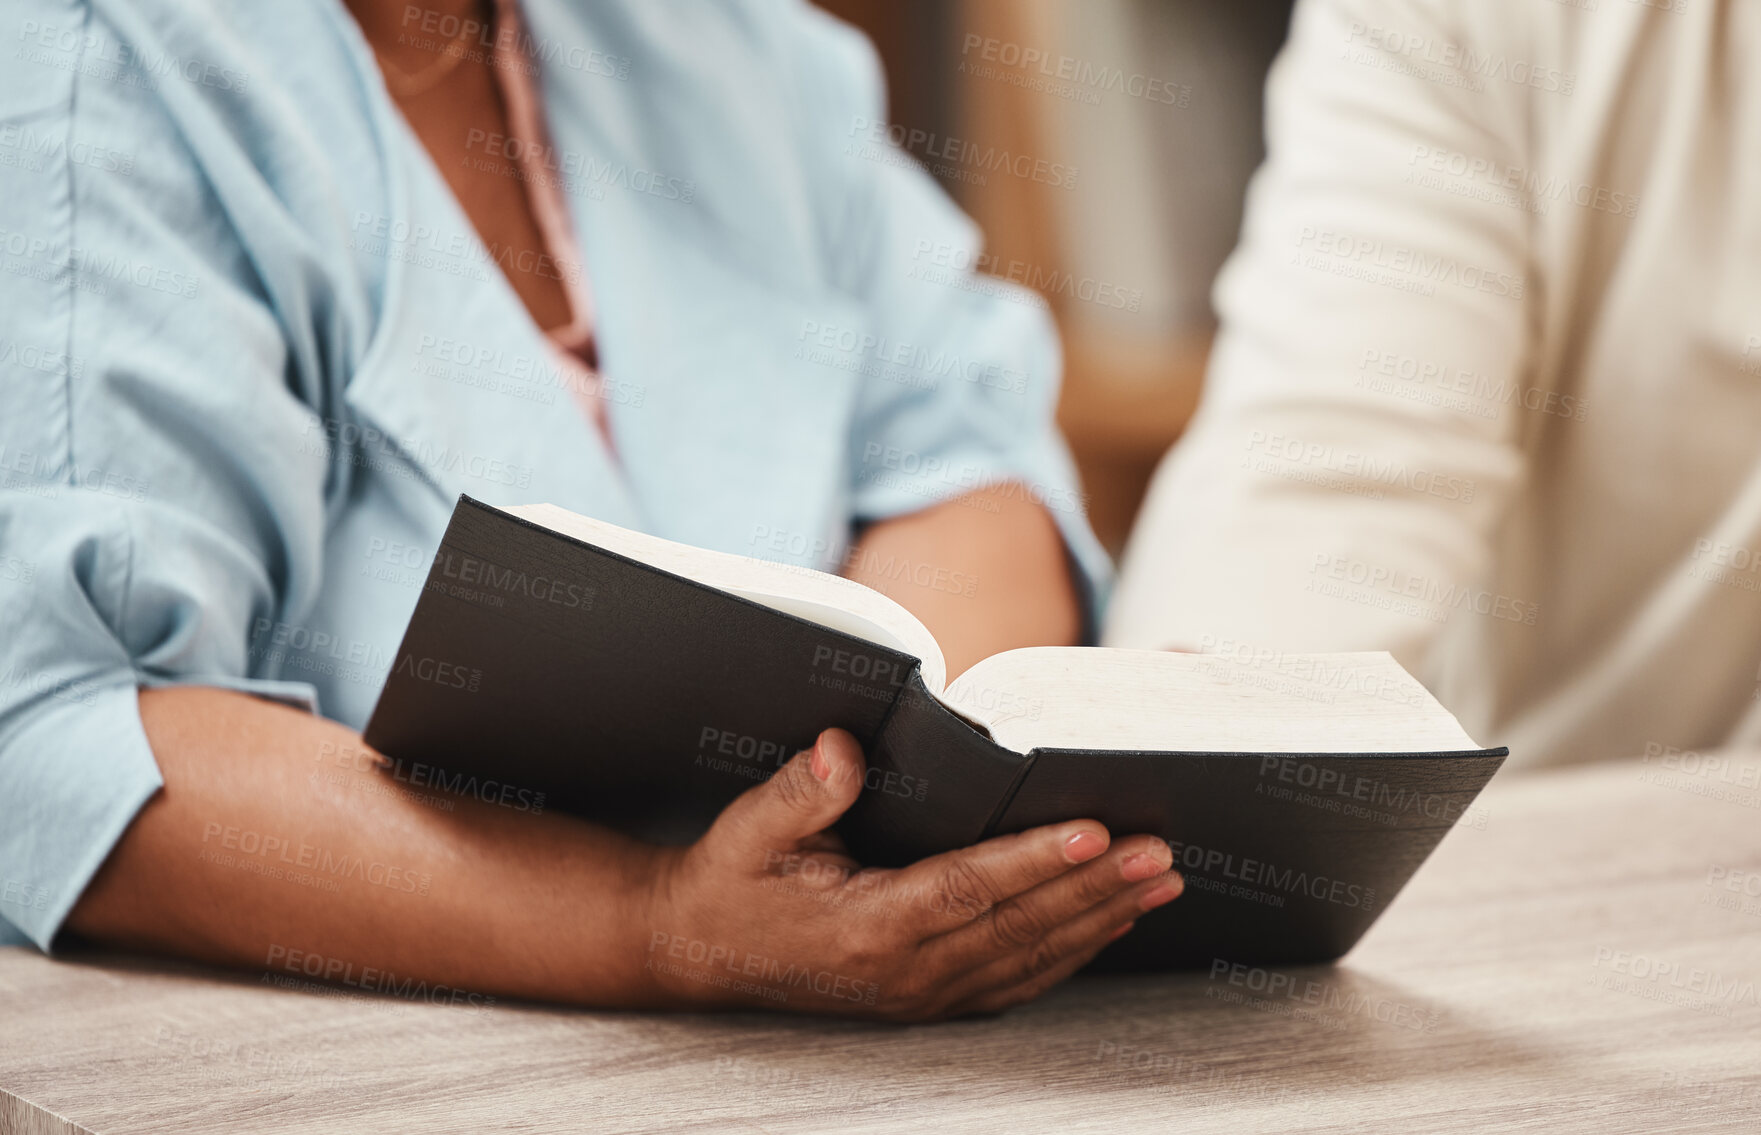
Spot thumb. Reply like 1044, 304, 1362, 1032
708, 728, 865, 859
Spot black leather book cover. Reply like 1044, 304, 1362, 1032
365, 496, 1507, 969
364, 496, 954, 843
994, 749, 1505, 970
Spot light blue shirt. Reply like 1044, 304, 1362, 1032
0, 0, 1107, 949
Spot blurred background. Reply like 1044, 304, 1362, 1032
816, 0, 1296, 553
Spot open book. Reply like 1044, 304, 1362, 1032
365, 497, 1506, 969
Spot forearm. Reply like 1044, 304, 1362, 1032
58, 689, 1178, 1021
846, 486, 1081, 677
66, 686, 663, 1007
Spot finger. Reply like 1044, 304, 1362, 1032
768, 849, 864, 893
776, 828, 862, 887
797, 829, 852, 857
947, 924, 1127, 1018
936, 864, 1181, 1005
886, 820, 1114, 936
937, 880, 1177, 1018
704, 728, 864, 867
924, 834, 1175, 972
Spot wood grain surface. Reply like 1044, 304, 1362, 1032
2, 752, 1758, 1134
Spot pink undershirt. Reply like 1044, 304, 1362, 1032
486, 0, 609, 439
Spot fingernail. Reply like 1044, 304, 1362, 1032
1138, 881, 1182, 911
810, 739, 831, 781
1063, 830, 1106, 863
1108, 921, 1135, 941
1120, 853, 1163, 882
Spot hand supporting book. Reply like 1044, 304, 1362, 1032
638, 728, 1183, 1019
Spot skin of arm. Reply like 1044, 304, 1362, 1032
66, 688, 1181, 1019
843, 487, 1083, 677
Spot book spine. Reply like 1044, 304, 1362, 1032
977, 752, 1038, 842
838, 671, 1030, 866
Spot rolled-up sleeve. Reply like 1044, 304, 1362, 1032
1107, 0, 1529, 660
0, 1, 326, 949
780, 2, 1112, 621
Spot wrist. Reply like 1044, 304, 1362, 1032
545, 832, 685, 1010
624, 842, 692, 1009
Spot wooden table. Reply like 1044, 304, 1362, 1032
4, 752, 1759, 1134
